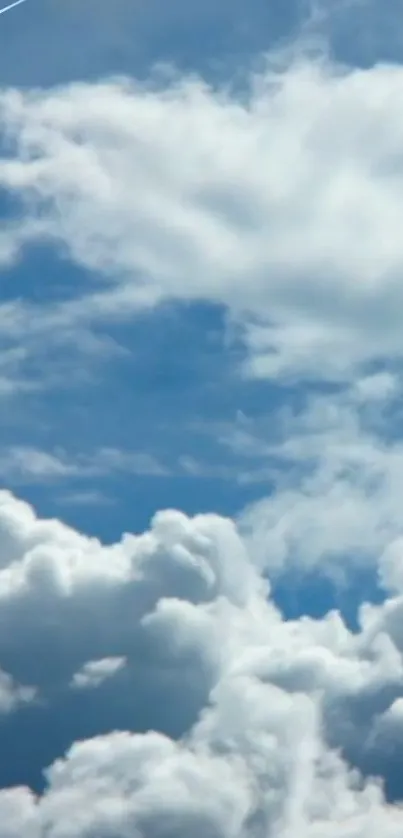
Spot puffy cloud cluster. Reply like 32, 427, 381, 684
3, 55, 403, 381
0, 491, 403, 835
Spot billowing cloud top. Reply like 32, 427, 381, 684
0, 491, 402, 835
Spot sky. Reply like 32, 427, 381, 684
2, 0, 403, 835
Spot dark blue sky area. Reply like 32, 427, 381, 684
1, 0, 401, 94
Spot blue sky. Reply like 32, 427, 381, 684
2, 1, 403, 836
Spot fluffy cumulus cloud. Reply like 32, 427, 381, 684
0, 491, 402, 834
3, 53, 403, 379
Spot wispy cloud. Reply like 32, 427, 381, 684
71, 656, 126, 690
0, 445, 169, 484
2, 57, 403, 386
230, 381, 403, 579
56, 489, 116, 508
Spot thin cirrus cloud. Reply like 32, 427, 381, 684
0, 446, 169, 484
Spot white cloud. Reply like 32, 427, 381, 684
4, 706, 402, 838
0, 447, 79, 480
71, 656, 126, 689
0, 445, 168, 484
95, 447, 169, 476
0, 492, 402, 833
4, 57, 403, 380
56, 489, 115, 508
4, 31, 403, 836
233, 383, 403, 576
0, 667, 35, 714
353, 372, 398, 403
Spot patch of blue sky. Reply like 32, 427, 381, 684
0, 238, 394, 632
0, 0, 302, 88
1, 0, 402, 97
273, 564, 386, 631
0, 286, 281, 529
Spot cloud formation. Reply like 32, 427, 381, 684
237, 380, 403, 576
2, 55, 403, 383
0, 445, 168, 484
3, 5, 403, 835
71, 656, 127, 690
0, 491, 402, 834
